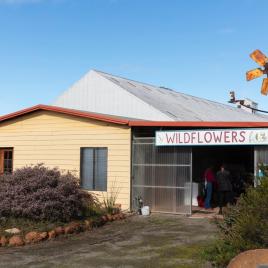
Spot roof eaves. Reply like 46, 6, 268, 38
128, 121, 268, 127
0, 105, 130, 125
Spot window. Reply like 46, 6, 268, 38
0, 148, 13, 174
80, 148, 108, 191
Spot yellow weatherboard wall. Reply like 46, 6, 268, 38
0, 111, 131, 210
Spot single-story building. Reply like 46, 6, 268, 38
1, 70, 268, 214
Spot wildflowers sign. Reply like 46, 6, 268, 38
155, 129, 268, 146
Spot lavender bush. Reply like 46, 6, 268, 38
0, 164, 97, 222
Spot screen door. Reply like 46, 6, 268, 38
132, 137, 192, 214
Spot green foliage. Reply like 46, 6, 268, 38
203, 177, 268, 267
82, 199, 103, 217
102, 181, 120, 214
202, 239, 239, 268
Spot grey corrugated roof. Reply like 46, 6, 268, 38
95, 70, 268, 122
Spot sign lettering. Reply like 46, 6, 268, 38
155, 129, 268, 146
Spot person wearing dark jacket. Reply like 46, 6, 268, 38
216, 164, 232, 215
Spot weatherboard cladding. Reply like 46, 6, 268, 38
54, 70, 268, 122
0, 110, 132, 209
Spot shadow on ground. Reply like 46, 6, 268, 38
0, 214, 217, 268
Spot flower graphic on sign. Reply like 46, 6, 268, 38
157, 133, 164, 144
249, 131, 268, 143
255, 132, 268, 143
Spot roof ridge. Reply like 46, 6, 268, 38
93, 69, 162, 89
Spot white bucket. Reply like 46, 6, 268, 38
141, 206, 150, 216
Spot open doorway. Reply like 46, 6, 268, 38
192, 145, 254, 208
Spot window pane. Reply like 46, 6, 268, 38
81, 148, 94, 189
2, 149, 13, 174
95, 148, 108, 191
8, 151, 13, 160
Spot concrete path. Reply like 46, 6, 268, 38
0, 214, 216, 268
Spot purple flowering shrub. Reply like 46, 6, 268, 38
0, 164, 97, 222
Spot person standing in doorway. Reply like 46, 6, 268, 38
216, 164, 233, 215
203, 167, 216, 210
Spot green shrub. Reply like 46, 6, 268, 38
102, 181, 120, 214
202, 239, 239, 267
203, 177, 268, 267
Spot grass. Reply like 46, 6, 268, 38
156, 242, 212, 268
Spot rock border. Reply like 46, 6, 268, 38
0, 212, 127, 247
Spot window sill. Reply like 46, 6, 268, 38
81, 187, 107, 192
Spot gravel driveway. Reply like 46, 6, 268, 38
0, 214, 216, 268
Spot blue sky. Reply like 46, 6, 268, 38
0, 0, 268, 115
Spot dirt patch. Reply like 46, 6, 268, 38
0, 214, 217, 268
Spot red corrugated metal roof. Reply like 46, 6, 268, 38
0, 105, 130, 125
1, 105, 268, 128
